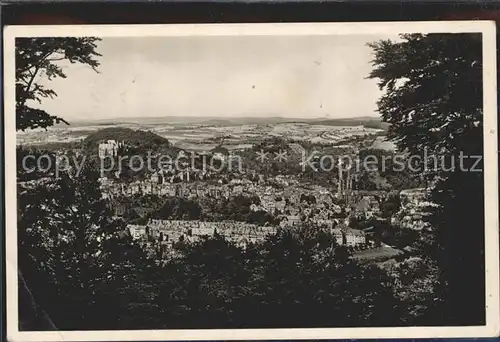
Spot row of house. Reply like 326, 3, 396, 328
128, 219, 278, 249
128, 218, 367, 249
393, 188, 436, 230
332, 227, 367, 246
98, 140, 124, 158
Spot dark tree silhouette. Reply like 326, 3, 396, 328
16, 37, 101, 131
152, 225, 402, 329
368, 33, 484, 325
18, 162, 148, 329
16, 37, 105, 329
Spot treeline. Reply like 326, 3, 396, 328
354, 148, 427, 191
18, 164, 439, 330
147, 230, 404, 329
82, 127, 170, 150
122, 194, 278, 226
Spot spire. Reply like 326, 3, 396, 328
338, 159, 343, 196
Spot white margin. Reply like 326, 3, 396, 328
4, 21, 499, 341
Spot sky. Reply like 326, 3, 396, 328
33, 34, 397, 121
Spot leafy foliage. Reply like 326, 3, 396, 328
82, 127, 170, 150
19, 162, 154, 329
368, 33, 482, 158
199, 194, 276, 225
153, 197, 202, 220
16, 38, 101, 131
355, 148, 426, 191
130, 226, 404, 329
369, 33, 485, 324
380, 257, 439, 324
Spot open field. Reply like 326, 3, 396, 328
353, 245, 403, 262
370, 136, 397, 151
17, 118, 384, 150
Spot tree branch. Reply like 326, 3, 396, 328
46, 56, 66, 62
17, 50, 55, 74
19, 64, 41, 107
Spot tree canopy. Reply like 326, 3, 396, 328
16, 37, 101, 131
368, 33, 482, 158
18, 162, 149, 329
368, 33, 485, 325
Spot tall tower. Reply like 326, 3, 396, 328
346, 163, 351, 191
337, 159, 343, 196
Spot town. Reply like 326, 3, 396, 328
57, 121, 432, 263
17, 120, 433, 265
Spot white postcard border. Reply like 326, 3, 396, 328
4, 21, 499, 341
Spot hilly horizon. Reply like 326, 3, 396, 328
66, 115, 383, 127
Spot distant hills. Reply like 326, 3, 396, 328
71, 115, 388, 130
308, 118, 390, 130
71, 116, 297, 127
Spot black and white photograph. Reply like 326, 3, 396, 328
4, 22, 499, 340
